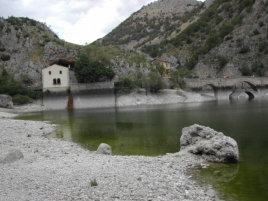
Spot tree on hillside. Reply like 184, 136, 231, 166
142, 70, 165, 93
74, 53, 115, 83
156, 63, 166, 77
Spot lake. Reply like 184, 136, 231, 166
19, 100, 268, 201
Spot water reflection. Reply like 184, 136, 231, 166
195, 163, 239, 184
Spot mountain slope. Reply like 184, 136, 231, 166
100, 0, 268, 78
100, 0, 202, 49
160, 0, 268, 78
0, 17, 81, 87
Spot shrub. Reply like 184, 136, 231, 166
156, 64, 166, 77
239, 46, 250, 54
0, 54, 10, 61
129, 54, 146, 65
0, 70, 40, 103
186, 55, 198, 70
218, 56, 228, 70
219, 24, 234, 38
169, 69, 189, 89
115, 77, 134, 91
141, 70, 165, 93
90, 179, 98, 187
239, 66, 252, 76
12, 95, 31, 105
259, 41, 268, 53
207, 34, 220, 48
141, 45, 161, 58
259, 21, 264, 27
253, 29, 260, 35
147, 71, 165, 93
238, 0, 256, 13
27, 90, 42, 99
252, 63, 267, 76
236, 38, 244, 47
4, 82, 26, 96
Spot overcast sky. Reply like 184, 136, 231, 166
0, 0, 204, 45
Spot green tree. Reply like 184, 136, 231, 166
142, 70, 165, 93
115, 77, 135, 91
74, 53, 90, 83
74, 53, 115, 83
156, 64, 166, 77
169, 69, 190, 89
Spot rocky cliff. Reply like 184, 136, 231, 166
0, 17, 81, 87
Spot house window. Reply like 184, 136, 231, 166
57, 78, 61, 85
59, 70, 62, 74
49, 71, 51, 75
53, 79, 57, 85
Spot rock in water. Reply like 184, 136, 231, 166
0, 94, 13, 109
180, 124, 239, 163
96, 143, 112, 155
0, 149, 24, 164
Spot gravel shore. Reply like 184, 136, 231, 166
0, 109, 218, 201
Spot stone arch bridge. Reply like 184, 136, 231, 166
184, 77, 268, 100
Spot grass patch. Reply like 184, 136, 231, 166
90, 179, 98, 187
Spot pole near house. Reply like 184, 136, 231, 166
67, 88, 73, 110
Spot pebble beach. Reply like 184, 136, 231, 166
0, 108, 218, 201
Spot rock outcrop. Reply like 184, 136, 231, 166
96, 143, 112, 155
180, 124, 239, 163
0, 149, 23, 164
0, 94, 13, 109
0, 17, 80, 88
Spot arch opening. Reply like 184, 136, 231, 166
245, 91, 254, 100
200, 84, 218, 99
229, 81, 257, 101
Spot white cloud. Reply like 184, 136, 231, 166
0, 0, 206, 45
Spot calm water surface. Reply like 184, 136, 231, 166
19, 100, 268, 201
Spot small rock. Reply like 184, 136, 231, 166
0, 94, 13, 109
96, 143, 112, 155
0, 149, 24, 164
180, 124, 239, 163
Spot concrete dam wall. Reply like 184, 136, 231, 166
43, 82, 115, 110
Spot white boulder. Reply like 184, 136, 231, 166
180, 124, 239, 163
0, 94, 13, 109
96, 143, 112, 155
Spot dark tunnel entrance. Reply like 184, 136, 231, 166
50, 58, 76, 69
245, 91, 255, 101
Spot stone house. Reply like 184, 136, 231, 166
42, 64, 70, 92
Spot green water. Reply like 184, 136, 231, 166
19, 100, 268, 201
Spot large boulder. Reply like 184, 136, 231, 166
180, 124, 239, 163
0, 94, 13, 109
0, 149, 24, 164
96, 143, 112, 155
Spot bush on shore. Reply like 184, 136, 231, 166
0, 69, 41, 105
12, 94, 31, 105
